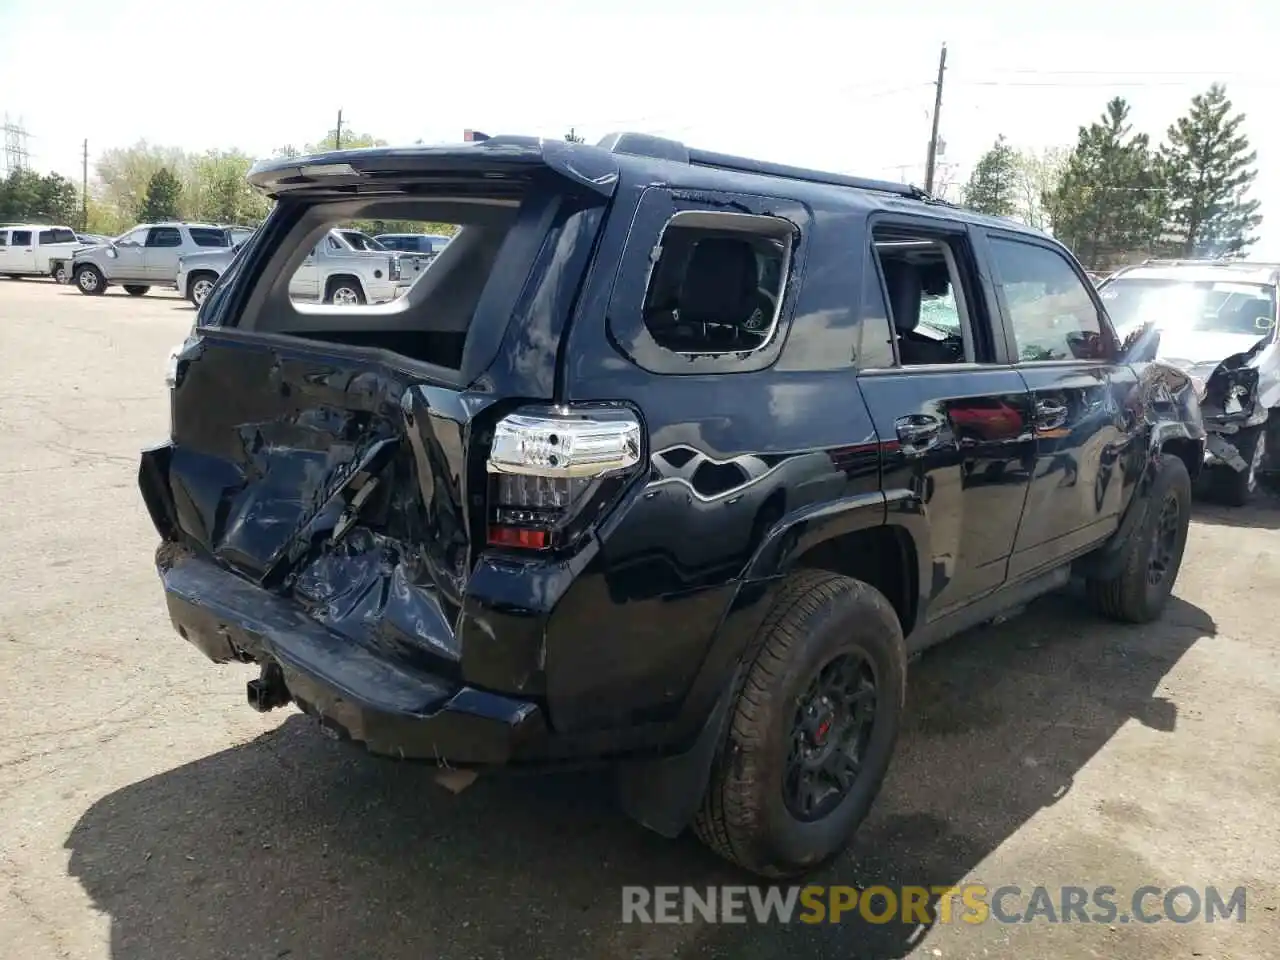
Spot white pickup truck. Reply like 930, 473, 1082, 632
0, 224, 85, 282
176, 227, 411, 307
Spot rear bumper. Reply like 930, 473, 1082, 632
158, 551, 548, 765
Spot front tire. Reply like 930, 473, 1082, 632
693, 571, 907, 878
74, 264, 105, 295
1086, 453, 1192, 623
123, 285, 150, 297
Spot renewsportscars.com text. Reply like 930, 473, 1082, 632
621, 884, 1247, 925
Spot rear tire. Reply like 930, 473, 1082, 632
123, 285, 149, 297
324, 276, 365, 305
693, 571, 907, 878
74, 264, 105, 295
1086, 453, 1192, 624
188, 272, 217, 307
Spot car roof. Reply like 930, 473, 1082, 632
1108, 260, 1280, 287
135, 222, 222, 229
2, 223, 76, 231
247, 132, 1054, 244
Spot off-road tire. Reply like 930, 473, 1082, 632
1210, 422, 1266, 507
1086, 453, 1191, 624
74, 264, 105, 295
123, 285, 150, 297
692, 571, 907, 878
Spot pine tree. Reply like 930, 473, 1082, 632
139, 167, 182, 222
962, 135, 1019, 217
1046, 98, 1159, 271
1157, 83, 1262, 257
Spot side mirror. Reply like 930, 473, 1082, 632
1118, 321, 1161, 363
106, 247, 118, 259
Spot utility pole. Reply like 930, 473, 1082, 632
82, 139, 89, 231
924, 42, 947, 195
335, 109, 343, 150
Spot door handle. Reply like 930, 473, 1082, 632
1035, 400, 1069, 431
895, 414, 943, 456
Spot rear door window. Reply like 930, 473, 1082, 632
146, 227, 183, 248
38, 228, 77, 244
0, 231, 8, 246
189, 227, 231, 247
11, 230, 32, 246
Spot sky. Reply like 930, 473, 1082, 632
2, 0, 1278, 254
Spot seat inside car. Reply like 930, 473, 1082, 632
880, 257, 956, 364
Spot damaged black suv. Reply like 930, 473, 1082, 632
139, 132, 1205, 878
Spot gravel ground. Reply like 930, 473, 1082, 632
1, 279, 1277, 960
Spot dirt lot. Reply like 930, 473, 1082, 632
1, 279, 1278, 960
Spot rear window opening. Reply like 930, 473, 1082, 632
642, 211, 792, 356
226, 191, 548, 373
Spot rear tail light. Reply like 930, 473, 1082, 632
485, 405, 642, 551
389, 255, 401, 281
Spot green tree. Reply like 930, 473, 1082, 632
1157, 83, 1262, 257
189, 150, 272, 225
0, 169, 79, 224
1047, 97, 1159, 271
305, 127, 386, 153
1012, 147, 1067, 231
962, 135, 1019, 217
139, 167, 183, 222
96, 140, 189, 222
564, 128, 585, 143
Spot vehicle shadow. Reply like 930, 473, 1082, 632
65, 593, 1214, 960
1191, 478, 1280, 530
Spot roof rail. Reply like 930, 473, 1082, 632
596, 131, 928, 200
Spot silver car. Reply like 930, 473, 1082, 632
70, 222, 234, 297
176, 227, 411, 308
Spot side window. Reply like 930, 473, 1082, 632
11, 230, 32, 246
326, 235, 343, 251
0, 231, 8, 247
641, 211, 792, 355
189, 227, 230, 247
868, 227, 980, 366
146, 227, 183, 248
989, 238, 1106, 362
118, 228, 148, 246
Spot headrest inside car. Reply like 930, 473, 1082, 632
678, 238, 759, 326
920, 260, 951, 296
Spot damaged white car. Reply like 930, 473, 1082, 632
1099, 260, 1280, 505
